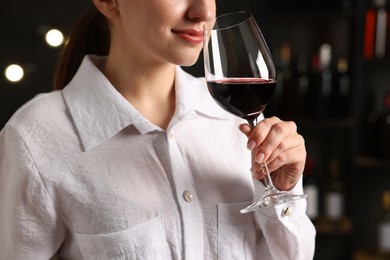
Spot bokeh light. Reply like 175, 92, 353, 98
45, 29, 64, 47
4, 64, 24, 83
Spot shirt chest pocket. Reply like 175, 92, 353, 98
218, 202, 256, 260
74, 216, 170, 260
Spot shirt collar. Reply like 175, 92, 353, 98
174, 66, 231, 121
63, 55, 230, 151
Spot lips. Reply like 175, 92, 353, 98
172, 29, 204, 44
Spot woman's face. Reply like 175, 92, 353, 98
112, 0, 216, 66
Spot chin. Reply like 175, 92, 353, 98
172, 47, 202, 67
177, 54, 202, 67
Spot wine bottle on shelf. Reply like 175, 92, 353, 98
364, 0, 390, 59
362, 92, 381, 157
386, 5, 390, 58
379, 92, 390, 159
295, 52, 310, 118
324, 158, 344, 220
378, 191, 390, 251
320, 44, 333, 118
267, 45, 283, 117
309, 43, 333, 118
331, 57, 351, 118
305, 53, 319, 118
364, 0, 378, 59
279, 43, 296, 119
268, 43, 293, 118
303, 156, 319, 221
375, 0, 388, 58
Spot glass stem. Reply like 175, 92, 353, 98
248, 117, 276, 192
260, 162, 276, 192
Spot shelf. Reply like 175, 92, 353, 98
363, 58, 390, 68
354, 247, 390, 260
262, 1, 386, 258
267, 9, 356, 20
355, 156, 390, 170
294, 117, 356, 130
314, 216, 353, 235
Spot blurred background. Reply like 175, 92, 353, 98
1, 0, 390, 259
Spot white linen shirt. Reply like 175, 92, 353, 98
0, 55, 315, 259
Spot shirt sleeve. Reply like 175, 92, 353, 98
0, 124, 66, 259
253, 177, 316, 260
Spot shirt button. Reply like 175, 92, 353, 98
168, 130, 175, 140
183, 191, 193, 203
281, 206, 293, 217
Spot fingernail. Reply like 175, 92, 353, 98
256, 153, 265, 163
250, 163, 260, 173
252, 171, 261, 179
247, 141, 256, 150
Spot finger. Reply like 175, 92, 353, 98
254, 120, 297, 163
252, 148, 305, 190
247, 116, 282, 150
263, 133, 304, 167
271, 149, 305, 191
250, 162, 266, 180
238, 123, 252, 137
267, 142, 306, 171
238, 123, 257, 150
250, 136, 303, 180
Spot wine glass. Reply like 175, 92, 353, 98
203, 11, 307, 214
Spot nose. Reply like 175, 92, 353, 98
187, 0, 216, 23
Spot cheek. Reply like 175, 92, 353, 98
121, 0, 185, 36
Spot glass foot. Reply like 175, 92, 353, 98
240, 189, 307, 214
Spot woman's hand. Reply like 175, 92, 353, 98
239, 116, 306, 191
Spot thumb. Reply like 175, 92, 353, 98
238, 123, 252, 137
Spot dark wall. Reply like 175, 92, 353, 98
0, 1, 92, 128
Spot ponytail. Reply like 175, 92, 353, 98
53, 7, 110, 90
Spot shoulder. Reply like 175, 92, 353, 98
6, 91, 69, 140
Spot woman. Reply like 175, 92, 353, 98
0, 0, 315, 259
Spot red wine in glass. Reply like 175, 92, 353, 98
207, 78, 276, 126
